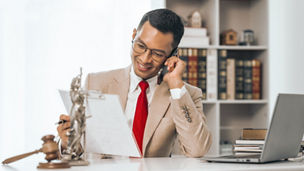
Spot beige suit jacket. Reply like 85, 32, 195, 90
85, 66, 212, 157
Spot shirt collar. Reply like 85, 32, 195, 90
129, 66, 158, 93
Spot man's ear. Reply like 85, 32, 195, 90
132, 28, 137, 40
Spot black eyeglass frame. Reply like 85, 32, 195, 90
131, 40, 177, 61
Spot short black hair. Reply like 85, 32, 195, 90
137, 8, 184, 49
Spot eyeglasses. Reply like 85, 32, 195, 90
132, 40, 168, 63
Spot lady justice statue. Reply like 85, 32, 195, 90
62, 68, 89, 166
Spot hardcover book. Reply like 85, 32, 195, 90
198, 49, 207, 99
235, 60, 244, 99
188, 48, 198, 87
207, 49, 217, 100
242, 128, 267, 140
252, 59, 262, 99
218, 50, 227, 100
226, 58, 235, 100
179, 48, 188, 82
244, 60, 253, 99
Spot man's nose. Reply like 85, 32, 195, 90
140, 49, 153, 63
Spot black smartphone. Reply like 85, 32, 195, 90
158, 48, 178, 83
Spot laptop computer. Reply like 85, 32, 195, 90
204, 94, 304, 163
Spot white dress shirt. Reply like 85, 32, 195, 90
125, 67, 187, 128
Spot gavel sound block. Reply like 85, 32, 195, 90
2, 135, 70, 169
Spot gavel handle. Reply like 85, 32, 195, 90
2, 148, 42, 164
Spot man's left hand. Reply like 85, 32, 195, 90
163, 56, 185, 89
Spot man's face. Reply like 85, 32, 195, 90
131, 21, 174, 80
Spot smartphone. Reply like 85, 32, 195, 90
158, 48, 178, 83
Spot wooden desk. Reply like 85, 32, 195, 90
2, 154, 304, 171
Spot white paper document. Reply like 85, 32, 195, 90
59, 90, 141, 157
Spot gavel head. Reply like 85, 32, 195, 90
41, 135, 59, 162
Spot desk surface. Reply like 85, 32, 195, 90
2, 154, 304, 171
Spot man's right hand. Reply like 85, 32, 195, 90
57, 114, 71, 149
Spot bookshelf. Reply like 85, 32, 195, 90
152, 0, 269, 156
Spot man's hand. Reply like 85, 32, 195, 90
56, 114, 71, 149
163, 56, 185, 89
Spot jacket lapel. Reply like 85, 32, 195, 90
142, 81, 171, 155
107, 66, 131, 111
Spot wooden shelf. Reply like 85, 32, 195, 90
218, 100, 268, 104
162, 0, 269, 157
178, 45, 268, 50
202, 100, 268, 104
217, 45, 268, 50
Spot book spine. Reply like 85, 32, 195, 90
226, 58, 235, 100
252, 59, 262, 99
179, 48, 188, 83
198, 49, 207, 100
235, 60, 244, 99
207, 49, 217, 100
218, 50, 227, 100
244, 60, 253, 99
188, 48, 198, 87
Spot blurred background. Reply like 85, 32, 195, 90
0, 0, 303, 159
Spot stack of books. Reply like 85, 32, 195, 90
233, 128, 267, 156
179, 27, 210, 47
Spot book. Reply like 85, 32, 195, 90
233, 148, 262, 152
252, 59, 262, 99
233, 144, 263, 153
179, 36, 210, 47
218, 50, 227, 99
242, 128, 267, 140
188, 48, 198, 87
243, 60, 253, 99
183, 27, 207, 37
234, 152, 261, 156
235, 60, 244, 99
207, 49, 217, 100
179, 48, 188, 82
226, 58, 235, 100
233, 144, 263, 151
198, 49, 207, 99
233, 144, 264, 148
235, 139, 265, 145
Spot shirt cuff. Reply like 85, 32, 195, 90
170, 85, 187, 99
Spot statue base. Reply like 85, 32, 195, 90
61, 154, 90, 166
66, 160, 89, 166
37, 161, 70, 169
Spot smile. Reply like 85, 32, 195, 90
137, 62, 152, 72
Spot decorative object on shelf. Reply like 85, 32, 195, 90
243, 29, 255, 45
221, 29, 237, 45
188, 10, 202, 28
239, 29, 255, 46
61, 68, 89, 166
2, 135, 70, 169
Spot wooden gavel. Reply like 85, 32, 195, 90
2, 135, 70, 168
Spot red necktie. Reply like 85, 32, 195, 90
132, 80, 149, 155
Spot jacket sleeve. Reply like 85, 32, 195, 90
171, 85, 212, 157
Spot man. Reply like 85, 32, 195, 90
57, 9, 211, 157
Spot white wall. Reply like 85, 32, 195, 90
269, 0, 304, 114
0, 0, 150, 159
